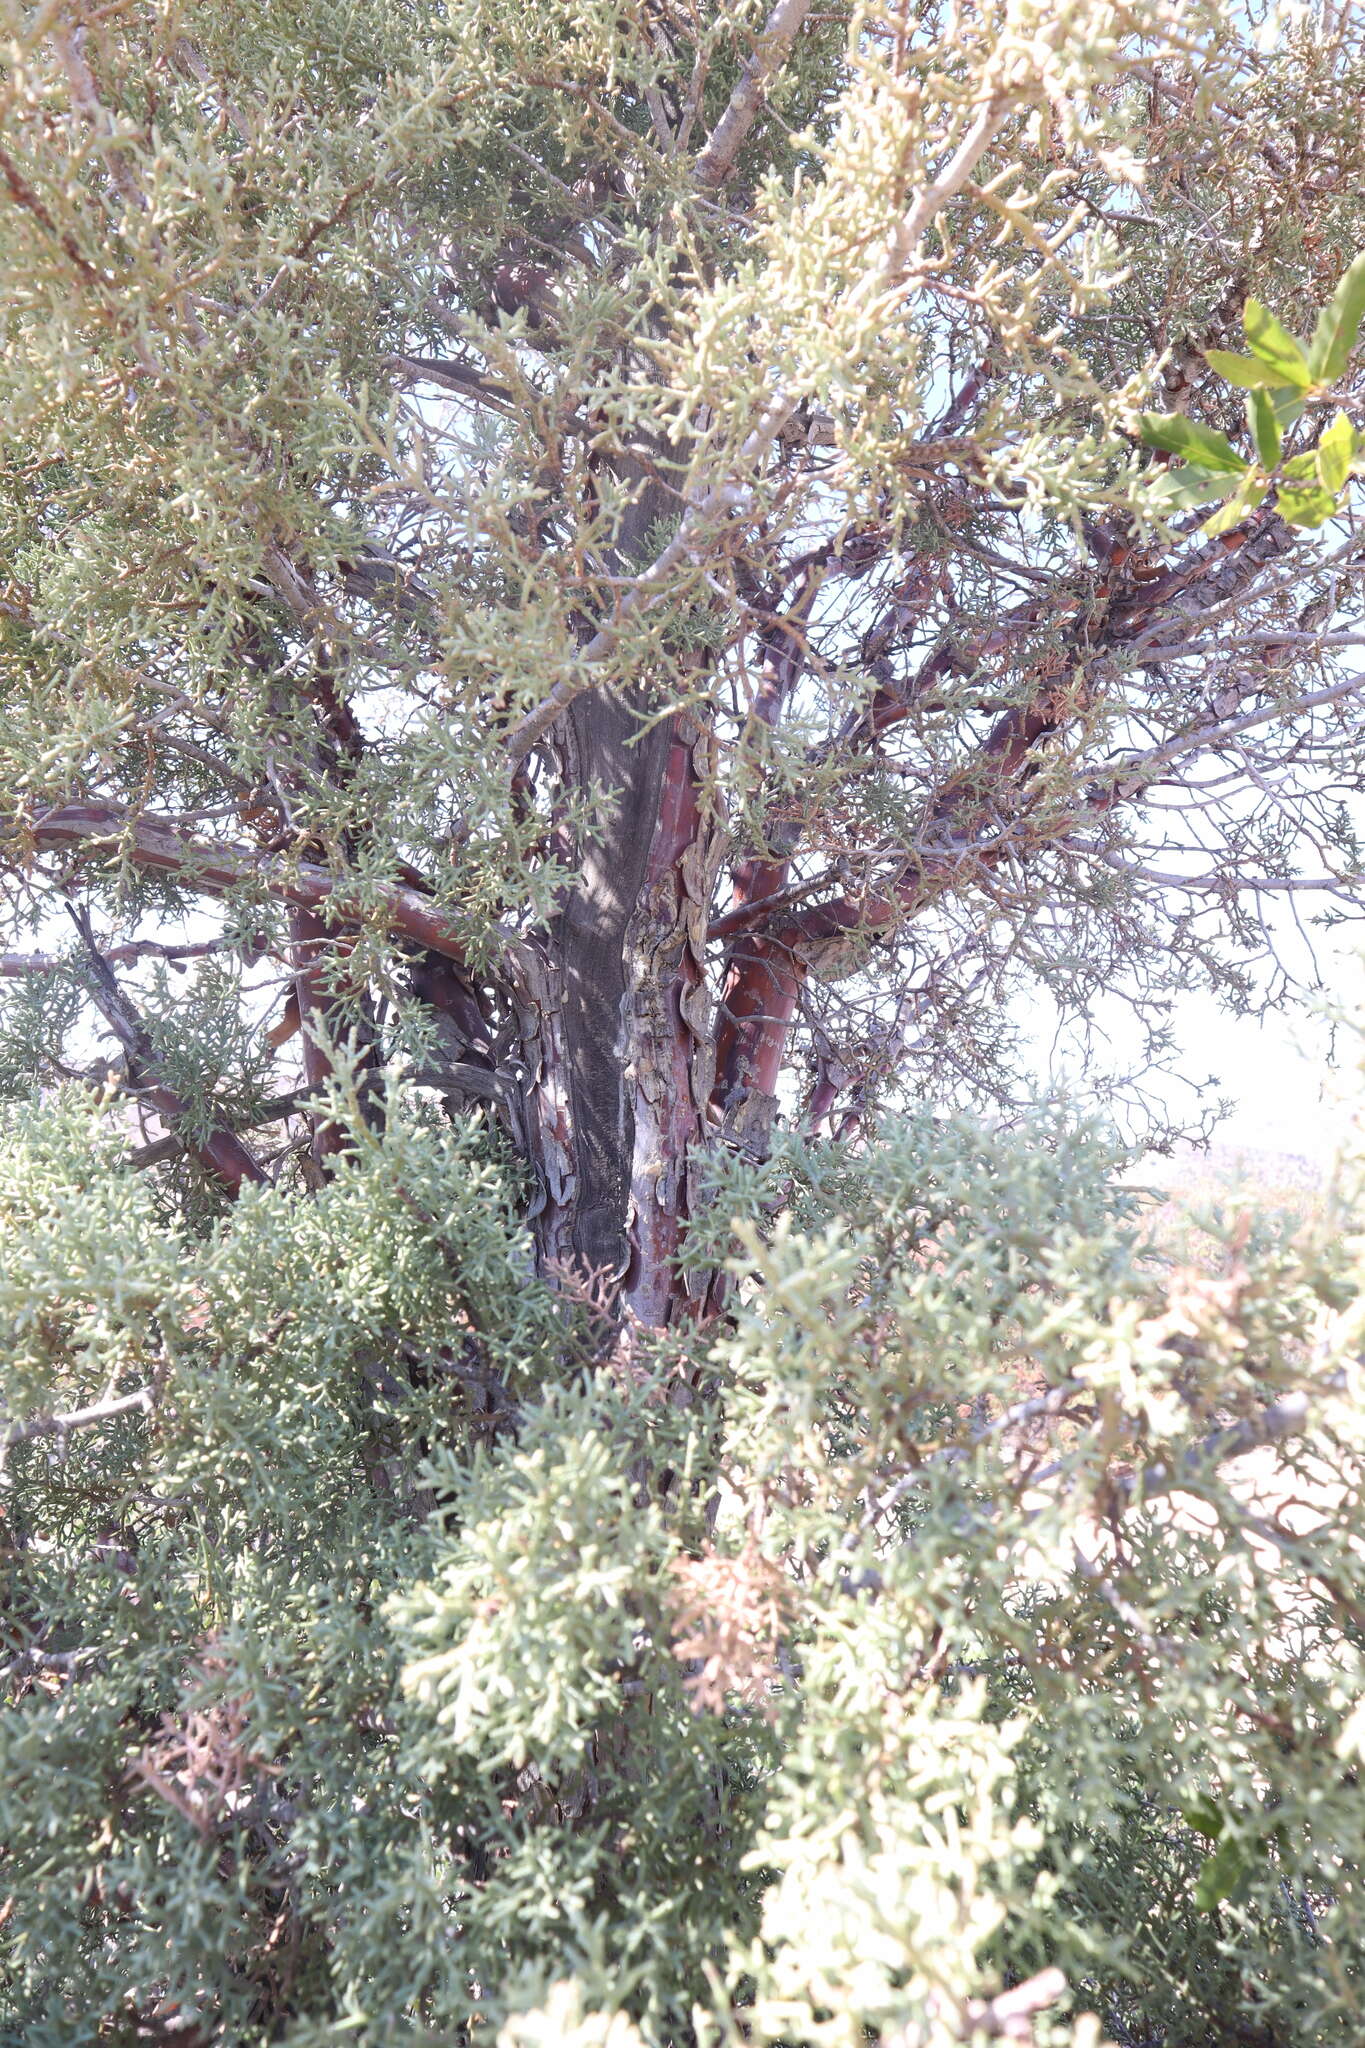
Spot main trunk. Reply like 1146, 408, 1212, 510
529, 697, 719, 1326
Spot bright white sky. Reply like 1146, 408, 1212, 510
1131, 984, 1346, 1162
1050, 941, 1365, 1168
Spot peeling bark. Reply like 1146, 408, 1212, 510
621, 714, 723, 1324
550, 691, 676, 1284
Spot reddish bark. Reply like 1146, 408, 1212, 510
18, 804, 479, 965
135, 1081, 270, 1197
622, 716, 720, 1323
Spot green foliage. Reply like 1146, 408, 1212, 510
1140, 254, 1365, 531
3, 1086, 1365, 2042
3, 0, 1365, 2043
1309, 251, 1365, 383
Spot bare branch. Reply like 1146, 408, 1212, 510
692, 0, 815, 190
12, 803, 510, 971
1102, 674, 1365, 787
1, 938, 230, 979
66, 902, 268, 1196
382, 352, 515, 414
2, 1645, 106, 1685
2, 1384, 155, 1461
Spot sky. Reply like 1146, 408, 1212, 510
1143, 985, 1346, 1161
1072, 941, 1365, 1169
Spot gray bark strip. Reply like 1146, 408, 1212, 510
692, 0, 816, 191
551, 690, 676, 1284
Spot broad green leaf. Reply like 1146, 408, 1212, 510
1138, 414, 1247, 473
1193, 1835, 1250, 1913
1203, 348, 1294, 391
1247, 389, 1281, 469
1180, 1797, 1225, 1842
1201, 478, 1266, 537
1147, 466, 1242, 511
1282, 451, 1320, 481
1308, 250, 1365, 381
1243, 300, 1311, 389
1277, 482, 1337, 528
1317, 410, 1355, 492
1272, 389, 1305, 433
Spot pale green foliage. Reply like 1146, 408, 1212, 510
2, 1078, 1365, 2041
5, 0, 1365, 2040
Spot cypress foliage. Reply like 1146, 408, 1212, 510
2, 2, 1365, 2040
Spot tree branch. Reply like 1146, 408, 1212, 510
501, 97, 1009, 761
1, 938, 231, 979
382, 352, 515, 414
126, 1089, 312, 1172
692, 0, 815, 190
1119, 1381, 1344, 1515
2, 1384, 155, 1460
66, 903, 268, 1197
13, 803, 512, 970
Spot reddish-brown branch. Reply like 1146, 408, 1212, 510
714, 935, 803, 1113
711, 550, 949, 1130
836, 534, 1294, 946
134, 1082, 270, 1195
737, 687, 1071, 964
407, 951, 497, 1070
15, 804, 483, 965
65, 904, 266, 1198
708, 508, 1304, 1113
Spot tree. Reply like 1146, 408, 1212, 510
1, 0, 1365, 2041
